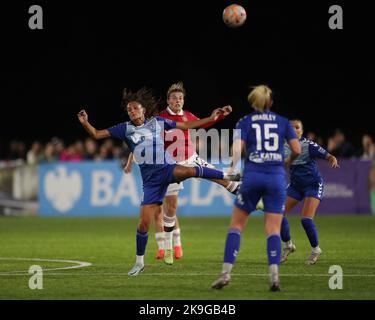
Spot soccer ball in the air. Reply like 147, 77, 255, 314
222, 4, 247, 28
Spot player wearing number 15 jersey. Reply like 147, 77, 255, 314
212, 85, 301, 292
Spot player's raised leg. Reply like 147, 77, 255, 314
301, 197, 322, 265
128, 204, 160, 276
211, 207, 248, 289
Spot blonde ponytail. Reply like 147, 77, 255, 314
248, 85, 273, 112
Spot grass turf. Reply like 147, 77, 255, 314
0, 215, 374, 299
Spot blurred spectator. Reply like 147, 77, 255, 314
26, 141, 44, 165
42, 142, 57, 162
51, 137, 65, 159
84, 138, 98, 160
60, 140, 84, 162
327, 129, 356, 158
306, 131, 324, 147
360, 134, 375, 160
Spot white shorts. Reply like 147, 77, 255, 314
165, 153, 216, 196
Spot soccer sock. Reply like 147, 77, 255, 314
267, 234, 281, 266
136, 229, 148, 264
222, 228, 241, 274
280, 216, 291, 243
301, 217, 319, 248
195, 165, 224, 180
155, 232, 165, 250
163, 215, 176, 250
173, 228, 181, 247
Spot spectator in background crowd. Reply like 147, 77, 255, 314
327, 129, 356, 158
60, 140, 84, 162
26, 141, 44, 165
306, 131, 324, 148
84, 138, 98, 160
360, 134, 375, 160
42, 142, 57, 162
51, 137, 65, 159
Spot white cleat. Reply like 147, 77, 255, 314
127, 263, 144, 276
306, 247, 322, 265
281, 244, 296, 263
269, 265, 281, 292
211, 272, 231, 289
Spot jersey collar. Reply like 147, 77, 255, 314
167, 106, 184, 116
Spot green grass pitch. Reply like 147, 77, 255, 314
0, 215, 375, 299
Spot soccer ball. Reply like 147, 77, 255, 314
222, 4, 247, 28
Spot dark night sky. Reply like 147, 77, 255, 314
1, 0, 374, 156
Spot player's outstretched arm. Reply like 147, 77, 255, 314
77, 109, 111, 140
176, 106, 231, 130
124, 152, 134, 173
326, 153, 339, 168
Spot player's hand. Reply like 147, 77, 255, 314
329, 155, 340, 168
210, 108, 223, 121
220, 105, 232, 117
124, 163, 132, 174
77, 109, 88, 124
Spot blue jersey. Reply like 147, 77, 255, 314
284, 137, 328, 187
234, 111, 297, 178
107, 116, 177, 183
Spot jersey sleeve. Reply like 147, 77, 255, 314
285, 120, 298, 141
308, 141, 328, 159
107, 123, 127, 140
233, 118, 249, 141
155, 116, 177, 130
185, 111, 200, 121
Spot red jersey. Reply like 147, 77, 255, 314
159, 107, 221, 161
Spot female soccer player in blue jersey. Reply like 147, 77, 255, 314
281, 119, 339, 265
77, 87, 236, 276
212, 85, 301, 292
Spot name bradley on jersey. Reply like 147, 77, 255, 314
251, 114, 276, 122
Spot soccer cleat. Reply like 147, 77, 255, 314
174, 245, 183, 259
269, 265, 281, 292
127, 263, 144, 276
230, 181, 241, 195
211, 272, 231, 289
155, 248, 165, 260
164, 249, 174, 265
306, 247, 322, 265
281, 243, 296, 263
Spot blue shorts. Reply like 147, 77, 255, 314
234, 172, 286, 214
141, 164, 177, 205
287, 180, 324, 202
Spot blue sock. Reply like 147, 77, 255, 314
280, 216, 291, 242
136, 229, 148, 256
301, 217, 319, 248
267, 234, 281, 266
223, 228, 241, 264
195, 165, 224, 180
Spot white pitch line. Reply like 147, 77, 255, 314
0, 272, 374, 277
0, 257, 92, 274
